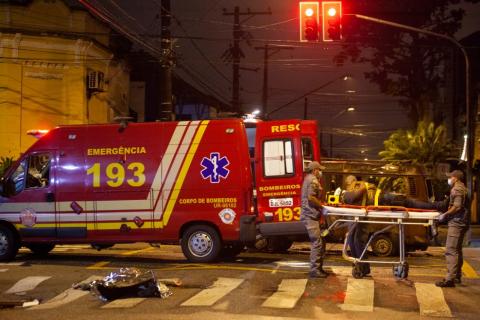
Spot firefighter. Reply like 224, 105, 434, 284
301, 161, 329, 278
436, 170, 469, 288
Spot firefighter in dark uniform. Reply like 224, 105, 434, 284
301, 161, 328, 278
436, 170, 469, 287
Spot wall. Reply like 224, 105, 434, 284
0, 0, 129, 159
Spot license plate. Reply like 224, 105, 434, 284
269, 198, 293, 208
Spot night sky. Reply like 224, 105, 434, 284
84, 0, 480, 159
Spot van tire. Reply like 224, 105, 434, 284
372, 234, 398, 257
0, 226, 18, 262
26, 243, 56, 255
181, 225, 221, 263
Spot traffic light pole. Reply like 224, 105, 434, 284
353, 14, 474, 219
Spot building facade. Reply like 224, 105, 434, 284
0, 0, 129, 158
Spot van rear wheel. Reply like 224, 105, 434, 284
26, 243, 56, 255
372, 234, 398, 257
0, 226, 18, 262
181, 225, 221, 263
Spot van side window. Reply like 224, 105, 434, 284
263, 140, 294, 177
26, 153, 51, 189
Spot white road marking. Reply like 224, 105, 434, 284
0, 262, 25, 266
31, 276, 101, 310
340, 278, 374, 312
261, 279, 308, 309
101, 298, 146, 308
181, 277, 244, 306
5, 276, 51, 294
415, 282, 452, 317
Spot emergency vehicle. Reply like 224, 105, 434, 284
0, 118, 320, 262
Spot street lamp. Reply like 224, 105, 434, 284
332, 106, 355, 120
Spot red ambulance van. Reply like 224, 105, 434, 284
0, 119, 320, 262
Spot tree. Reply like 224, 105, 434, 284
379, 121, 458, 168
0, 156, 14, 177
335, 0, 479, 123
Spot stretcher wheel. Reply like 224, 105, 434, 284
352, 264, 365, 279
393, 263, 409, 279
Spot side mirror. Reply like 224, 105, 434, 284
2, 178, 15, 197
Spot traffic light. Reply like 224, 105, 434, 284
322, 1, 342, 41
299, 2, 319, 42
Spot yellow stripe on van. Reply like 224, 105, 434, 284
161, 120, 209, 227
15, 223, 57, 229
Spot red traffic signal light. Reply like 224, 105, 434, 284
299, 2, 319, 42
322, 1, 342, 41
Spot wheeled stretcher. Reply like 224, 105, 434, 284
322, 205, 441, 279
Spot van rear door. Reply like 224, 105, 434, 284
254, 121, 304, 226
254, 120, 320, 237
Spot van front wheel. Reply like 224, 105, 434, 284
181, 225, 221, 263
0, 226, 18, 262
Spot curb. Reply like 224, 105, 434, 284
468, 239, 480, 248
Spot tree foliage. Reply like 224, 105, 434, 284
379, 121, 458, 168
336, 0, 479, 123
0, 156, 14, 177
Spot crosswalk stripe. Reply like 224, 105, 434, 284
462, 260, 480, 279
415, 282, 452, 317
340, 278, 374, 312
261, 279, 308, 309
181, 277, 244, 306
30, 276, 101, 310
0, 262, 25, 266
101, 298, 146, 308
5, 276, 51, 294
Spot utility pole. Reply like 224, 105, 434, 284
303, 97, 308, 120
223, 7, 271, 113
159, 0, 173, 121
254, 44, 293, 115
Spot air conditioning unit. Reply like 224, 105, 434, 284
87, 70, 105, 91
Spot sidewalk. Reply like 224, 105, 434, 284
467, 225, 480, 247
436, 224, 480, 247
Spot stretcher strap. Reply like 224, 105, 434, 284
374, 189, 382, 206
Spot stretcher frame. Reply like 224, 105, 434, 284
322, 205, 440, 279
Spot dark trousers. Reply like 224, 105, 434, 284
302, 218, 326, 272
445, 223, 467, 281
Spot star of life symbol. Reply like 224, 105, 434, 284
200, 152, 230, 183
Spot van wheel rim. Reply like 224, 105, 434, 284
0, 231, 8, 256
374, 239, 391, 255
188, 232, 213, 257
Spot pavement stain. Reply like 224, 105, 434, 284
314, 291, 346, 303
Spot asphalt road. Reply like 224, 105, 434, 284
0, 243, 479, 320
